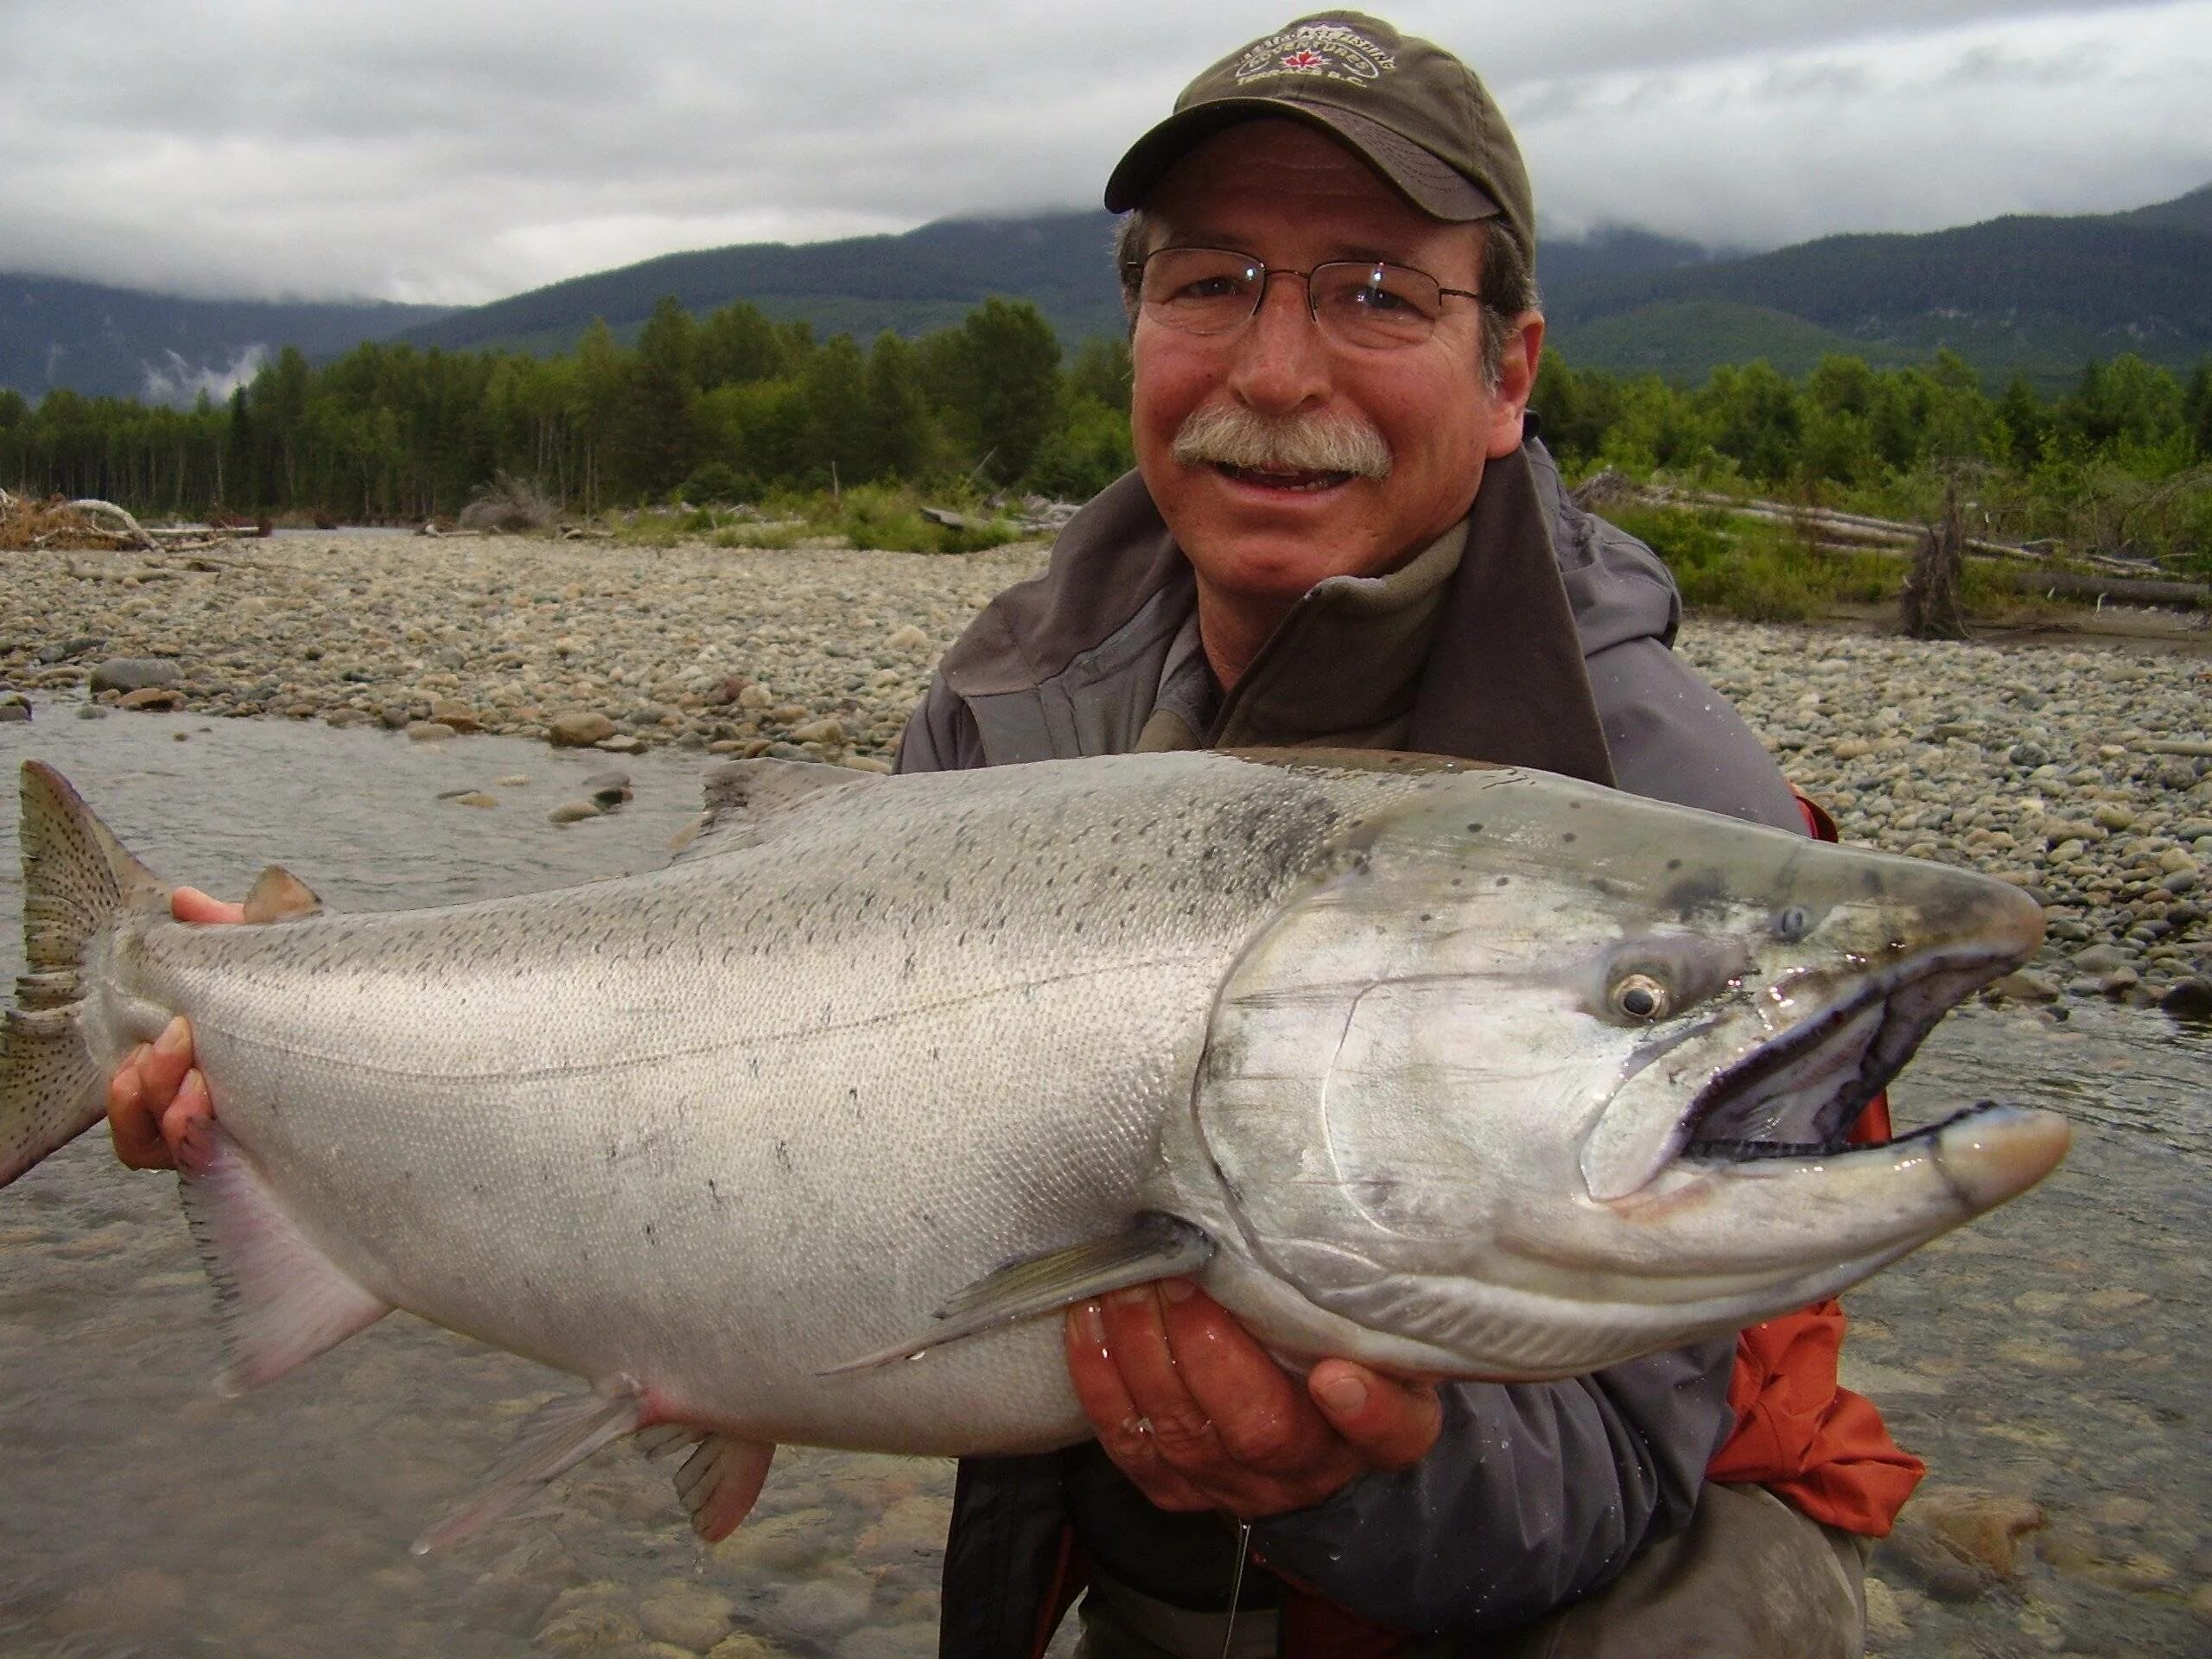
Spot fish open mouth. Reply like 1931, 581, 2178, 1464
1679, 947, 2018, 1162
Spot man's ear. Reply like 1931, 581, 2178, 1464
1484, 312, 1545, 460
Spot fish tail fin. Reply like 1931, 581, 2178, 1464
1, 761, 170, 1188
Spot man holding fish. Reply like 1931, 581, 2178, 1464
110, 13, 1939, 1656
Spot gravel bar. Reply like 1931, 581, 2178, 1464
1, 533, 2206, 1008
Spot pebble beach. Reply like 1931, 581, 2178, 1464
1, 529, 2206, 1006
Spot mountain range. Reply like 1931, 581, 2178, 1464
5, 183, 2207, 403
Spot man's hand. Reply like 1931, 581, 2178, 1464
105, 887, 244, 1169
1065, 1277, 1442, 1517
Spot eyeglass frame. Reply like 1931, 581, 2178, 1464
1121, 245, 1485, 349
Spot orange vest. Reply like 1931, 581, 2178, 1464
1705, 791, 1923, 1536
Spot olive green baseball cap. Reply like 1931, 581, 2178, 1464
1103, 11, 1535, 265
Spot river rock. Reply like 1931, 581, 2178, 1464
705, 1635, 797, 1658
535, 1603, 645, 1654
89, 656, 181, 693
1910, 1489, 2047, 1582
770, 1569, 875, 1639
582, 768, 632, 806
118, 685, 185, 711
2069, 943, 2132, 975
0, 691, 29, 721
548, 710, 618, 747
34, 633, 102, 664
2160, 976, 2212, 1021
406, 721, 457, 742
638, 1583, 736, 1650
429, 698, 482, 733
596, 732, 645, 753
884, 624, 930, 651
853, 1494, 951, 1568
789, 717, 845, 746
549, 799, 603, 824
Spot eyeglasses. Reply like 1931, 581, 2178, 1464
1125, 246, 1482, 351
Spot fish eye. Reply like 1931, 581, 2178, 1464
1774, 906, 1813, 942
1610, 973, 1670, 1022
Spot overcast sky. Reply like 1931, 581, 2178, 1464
3, 1, 2207, 307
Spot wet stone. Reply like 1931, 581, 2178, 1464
638, 1583, 736, 1651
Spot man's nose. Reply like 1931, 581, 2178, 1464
1226, 271, 1332, 412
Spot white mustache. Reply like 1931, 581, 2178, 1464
1171, 404, 1392, 480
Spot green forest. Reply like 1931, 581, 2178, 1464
1, 291, 2208, 572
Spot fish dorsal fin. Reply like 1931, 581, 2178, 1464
175, 1122, 391, 1395
17, 760, 168, 971
1221, 747, 1504, 778
243, 865, 324, 924
676, 758, 881, 861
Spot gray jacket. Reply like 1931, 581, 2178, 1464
898, 438, 1805, 1651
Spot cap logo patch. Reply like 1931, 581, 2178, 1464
1234, 22, 1396, 88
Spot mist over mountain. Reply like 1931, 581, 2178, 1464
0, 276, 447, 403
7, 183, 2207, 404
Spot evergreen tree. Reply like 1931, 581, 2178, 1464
863, 333, 932, 481
623, 297, 702, 498
804, 334, 869, 486
950, 298, 1062, 483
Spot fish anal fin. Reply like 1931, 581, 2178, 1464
176, 1125, 391, 1395
822, 1213, 1215, 1376
243, 865, 323, 923
414, 1380, 650, 1554
674, 1433, 775, 1541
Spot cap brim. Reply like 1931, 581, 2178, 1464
1103, 97, 1499, 224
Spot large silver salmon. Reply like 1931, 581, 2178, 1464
0, 752, 2066, 1546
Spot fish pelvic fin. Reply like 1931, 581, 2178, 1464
414, 1381, 653, 1554
177, 1122, 392, 1395
0, 762, 171, 1188
821, 1213, 1216, 1376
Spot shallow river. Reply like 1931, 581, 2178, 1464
0, 711, 2202, 1659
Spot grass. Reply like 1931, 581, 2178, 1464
601, 484, 1023, 555
1604, 501, 2124, 626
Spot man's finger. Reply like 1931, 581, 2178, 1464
1154, 1279, 1325, 1474
1307, 1360, 1444, 1471
1096, 1284, 1230, 1470
159, 1069, 214, 1165
105, 1047, 173, 1170
172, 887, 247, 925
137, 1015, 195, 1101
1065, 1301, 1213, 1510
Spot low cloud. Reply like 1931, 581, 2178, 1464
0, 1, 2204, 302
140, 345, 267, 408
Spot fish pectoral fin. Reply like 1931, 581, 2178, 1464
673, 1433, 776, 1541
176, 1125, 392, 1395
242, 865, 323, 923
412, 1380, 651, 1554
819, 1213, 1216, 1376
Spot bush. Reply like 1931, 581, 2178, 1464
679, 462, 757, 505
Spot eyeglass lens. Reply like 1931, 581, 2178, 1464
1137, 249, 1447, 347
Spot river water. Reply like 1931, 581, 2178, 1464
0, 710, 2202, 1659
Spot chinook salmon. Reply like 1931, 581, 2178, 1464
0, 752, 2065, 1548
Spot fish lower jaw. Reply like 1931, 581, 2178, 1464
1676, 945, 2021, 1165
